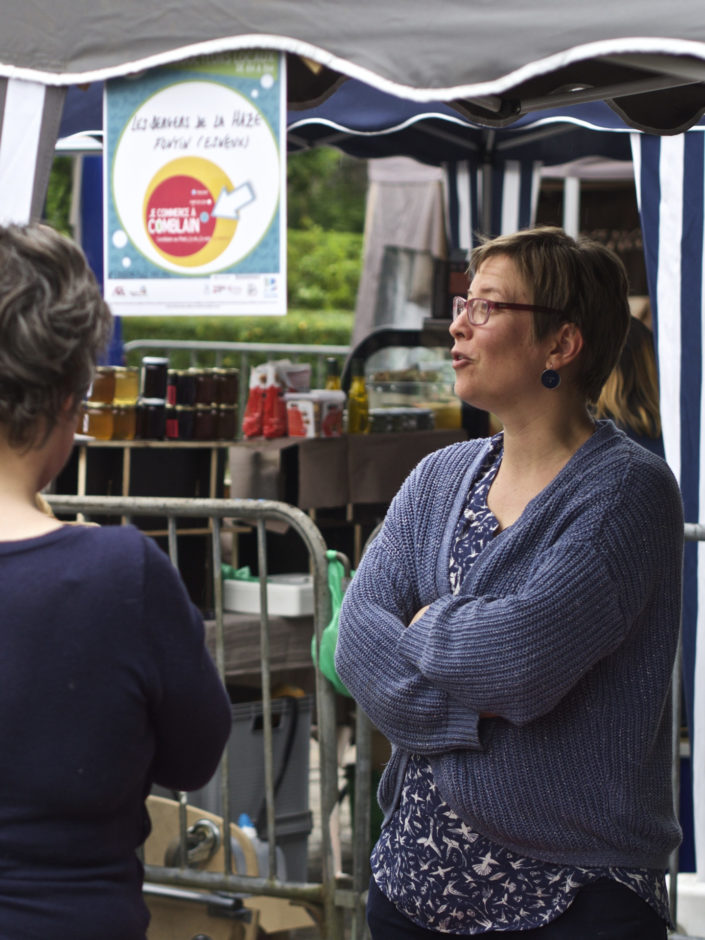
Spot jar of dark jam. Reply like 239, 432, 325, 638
176, 369, 197, 406
216, 404, 237, 440
137, 398, 166, 440
193, 403, 218, 441
194, 369, 217, 406
176, 405, 195, 441
141, 357, 169, 400
214, 368, 239, 405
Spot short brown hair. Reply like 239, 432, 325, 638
469, 226, 631, 403
0, 223, 113, 449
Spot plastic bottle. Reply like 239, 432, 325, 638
346, 358, 369, 434
324, 357, 342, 391
234, 812, 287, 880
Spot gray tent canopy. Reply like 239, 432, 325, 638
2, 0, 705, 132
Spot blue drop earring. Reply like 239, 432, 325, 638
541, 368, 561, 389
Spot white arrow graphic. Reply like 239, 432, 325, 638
211, 182, 255, 219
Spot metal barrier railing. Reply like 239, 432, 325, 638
122, 339, 351, 438
45, 493, 370, 940
44, 492, 698, 938
668, 523, 704, 938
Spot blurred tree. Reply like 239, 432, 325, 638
287, 148, 367, 233
44, 156, 73, 236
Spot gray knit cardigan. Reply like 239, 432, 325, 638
336, 420, 684, 869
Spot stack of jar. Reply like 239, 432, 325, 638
80, 365, 140, 440
80, 358, 240, 441
159, 361, 240, 441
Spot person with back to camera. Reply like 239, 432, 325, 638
335, 226, 684, 939
595, 313, 665, 459
0, 223, 232, 939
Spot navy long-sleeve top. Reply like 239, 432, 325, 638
0, 524, 232, 939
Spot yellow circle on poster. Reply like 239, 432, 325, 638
143, 157, 237, 268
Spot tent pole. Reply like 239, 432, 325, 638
562, 176, 580, 238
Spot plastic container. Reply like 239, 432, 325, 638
223, 573, 314, 616
284, 390, 345, 438
234, 813, 287, 880
189, 695, 313, 881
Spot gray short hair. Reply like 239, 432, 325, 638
0, 223, 113, 448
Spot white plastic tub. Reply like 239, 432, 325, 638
223, 573, 314, 616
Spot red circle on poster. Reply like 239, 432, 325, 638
145, 175, 216, 258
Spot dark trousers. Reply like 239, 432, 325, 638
366, 876, 667, 939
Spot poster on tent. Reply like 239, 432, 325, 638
103, 51, 286, 316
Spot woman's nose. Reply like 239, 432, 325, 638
449, 314, 469, 340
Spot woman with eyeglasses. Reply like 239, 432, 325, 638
336, 226, 683, 939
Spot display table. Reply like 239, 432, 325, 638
54, 439, 231, 608
65, 438, 230, 501
228, 429, 467, 510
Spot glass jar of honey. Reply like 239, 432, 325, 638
111, 403, 137, 441
113, 366, 139, 404
88, 366, 115, 404
83, 402, 113, 440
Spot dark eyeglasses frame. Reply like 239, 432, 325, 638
452, 295, 566, 327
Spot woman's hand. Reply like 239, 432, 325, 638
408, 605, 430, 627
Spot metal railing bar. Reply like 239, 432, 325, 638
256, 517, 278, 880
46, 493, 348, 939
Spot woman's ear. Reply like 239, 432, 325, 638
549, 322, 584, 367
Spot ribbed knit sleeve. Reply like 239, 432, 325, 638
336, 452, 484, 752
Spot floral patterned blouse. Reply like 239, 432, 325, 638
370, 436, 670, 933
